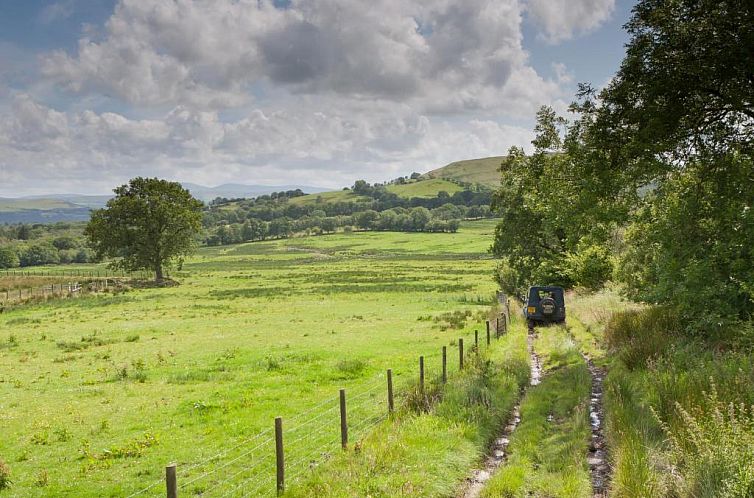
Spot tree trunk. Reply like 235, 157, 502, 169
155, 263, 163, 282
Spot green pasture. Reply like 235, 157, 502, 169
0, 220, 500, 497
385, 179, 463, 198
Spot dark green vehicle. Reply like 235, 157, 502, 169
524, 286, 566, 329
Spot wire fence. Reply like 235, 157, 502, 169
123, 309, 512, 498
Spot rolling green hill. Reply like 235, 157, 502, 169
423, 156, 505, 187
0, 198, 82, 212
385, 178, 463, 198
287, 189, 371, 206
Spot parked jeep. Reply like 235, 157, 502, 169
523, 286, 566, 329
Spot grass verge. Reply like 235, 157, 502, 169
285, 315, 529, 497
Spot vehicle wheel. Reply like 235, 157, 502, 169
540, 297, 556, 316
527, 319, 535, 331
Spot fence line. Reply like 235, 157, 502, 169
124, 309, 511, 497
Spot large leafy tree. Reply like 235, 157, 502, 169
86, 178, 203, 282
493, 0, 754, 332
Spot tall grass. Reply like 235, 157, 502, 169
604, 306, 754, 497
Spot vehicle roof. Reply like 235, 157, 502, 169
528, 286, 565, 292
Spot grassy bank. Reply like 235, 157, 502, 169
603, 308, 754, 497
481, 322, 592, 497
286, 315, 529, 497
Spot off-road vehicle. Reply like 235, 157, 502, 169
523, 286, 566, 329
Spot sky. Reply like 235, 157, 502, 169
0, 0, 633, 196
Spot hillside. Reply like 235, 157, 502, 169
385, 178, 464, 198
423, 156, 504, 187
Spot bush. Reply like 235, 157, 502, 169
604, 307, 682, 370
0, 459, 10, 490
0, 247, 20, 269
565, 244, 613, 290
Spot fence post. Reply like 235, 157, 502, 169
339, 389, 348, 450
486, 320, 490, 339
459, 338, 464, 370
387, 369, 394, 413
419, 356, 424, 394
474, 330, 478, 350
486, 326, 490, 346
442, 346, 447, 384
166, 463, 177, 498
275, 417, 284, 495
507, 299, 511, 323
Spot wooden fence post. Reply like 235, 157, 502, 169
459, 338, 464, 370
275, 417, 284, 495
486, 320, 490, 339
339, 389, 348, 450
442, 346, 447, 384
419, 356, 424, 394
166, 463, 177, 498
486, 327, 490, 346
387, 369, 394, 413
474, 330, 478, 350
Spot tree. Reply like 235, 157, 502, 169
20, 243, 60, 267
85, 178, 203, 282
0, 247, 19, 269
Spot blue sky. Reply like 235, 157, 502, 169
0, 0, 634, 196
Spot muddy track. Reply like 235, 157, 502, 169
582, 354, 610, 497
458, 329, 541, 498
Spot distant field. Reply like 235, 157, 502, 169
423, 156, 505, 187
287, 189, 370, 206
0, 199, 82, 212
0, 220, 500, 497
385, 178, 464, 198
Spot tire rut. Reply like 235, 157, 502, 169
582, 353, 610, 497
458, 328, 541, 498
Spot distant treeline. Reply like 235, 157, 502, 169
0, 222, 97, 269
0, 179, 495, 267
202, 180, 493, 246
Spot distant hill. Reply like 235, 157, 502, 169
422, 156, 504, 187
0, 183, 329, 224
182, 183, 329, 202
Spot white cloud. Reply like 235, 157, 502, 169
1, 0, 574, 195
41, 0, 559, 114
0, 94, 533, 195
526, 0, 615, 44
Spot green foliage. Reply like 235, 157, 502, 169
86, 177, 203, 281
565, 244, 613, 290
494, 0, 754, 334
0, 247, 20, 269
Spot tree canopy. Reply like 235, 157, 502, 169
493, 0, 754, 333
85, 178, 203, 281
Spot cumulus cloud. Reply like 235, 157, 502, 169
0, 94, 533, 195
1, 0, 576, 195
41, 0, 558, 113
526, 0, 615, 44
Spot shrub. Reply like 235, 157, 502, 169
0, 459, 10, 490
565, 244, 613, 290
0, 247, 20, 269
604, 307, 682, 370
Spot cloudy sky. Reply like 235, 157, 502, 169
0, 0, 631, 196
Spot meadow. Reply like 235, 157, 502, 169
0, 220, 502, 497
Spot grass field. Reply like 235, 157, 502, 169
423, 157, 504, 187
385, 179, 464, 198
286, 189, 370, 206
0, 219, 501, 497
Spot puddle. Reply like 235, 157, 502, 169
583, 354, 610, 497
